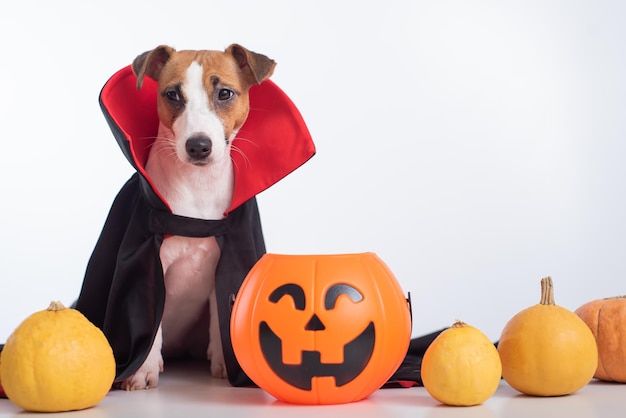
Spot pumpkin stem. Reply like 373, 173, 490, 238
47, 301, 66, 312
452, 320, 467, 328
539, 277, 555, 306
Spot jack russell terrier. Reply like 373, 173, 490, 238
120, 44, 276, 390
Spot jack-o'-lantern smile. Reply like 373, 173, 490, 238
257, 282, 376, 390
259, 320, 375, 390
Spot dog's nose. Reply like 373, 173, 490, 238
186, 135, 212, 160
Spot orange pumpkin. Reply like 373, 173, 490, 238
230, 252, 412, 404
575, 296, 626, 382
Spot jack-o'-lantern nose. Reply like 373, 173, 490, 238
305, 314, 326, 331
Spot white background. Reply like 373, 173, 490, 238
1, 0, 625, 343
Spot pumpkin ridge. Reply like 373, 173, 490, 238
598, 298, 626, 382
595, 303, 612, 381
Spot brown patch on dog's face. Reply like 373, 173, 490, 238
158, 50, 251, 138
137, 46, 275, 140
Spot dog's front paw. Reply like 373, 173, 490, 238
119, 354, 164, 390
210, 359, 227, 379
207, 341, 227, 379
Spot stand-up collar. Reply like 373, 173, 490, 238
99, 65, 315, 213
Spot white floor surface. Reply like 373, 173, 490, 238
0, 361, 623, 417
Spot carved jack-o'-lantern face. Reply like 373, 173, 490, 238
231, 253, 411, 405
260, 282, 374, 391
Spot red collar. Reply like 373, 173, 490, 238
99, 65, 315, 213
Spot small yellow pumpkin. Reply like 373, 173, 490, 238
421, 321, 502, 406
498, 277, 598, 396
0, 301, 116, 412
575, 296, 626, 382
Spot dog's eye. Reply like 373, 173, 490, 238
218, 88, 234, 101
163, 87, 181, 103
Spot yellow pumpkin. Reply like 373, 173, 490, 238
421, 321, 501, 406
498, 277, 598, 396
575, 296, 626, 382
0, 301, 116, 412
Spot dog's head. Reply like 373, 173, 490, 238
132, 44, 276, 166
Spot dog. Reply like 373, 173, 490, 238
119, 44, 276, 390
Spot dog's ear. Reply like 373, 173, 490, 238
226, 44, 276, 85
132, 45, 176, 89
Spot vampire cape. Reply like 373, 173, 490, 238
73, 65, 316, 387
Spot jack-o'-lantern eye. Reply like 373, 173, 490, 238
269, 284, 306, 311
325, 284, 363, 310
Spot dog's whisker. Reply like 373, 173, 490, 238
231, 135, 258, 168
247, 106, 272, 116
231, 156, 240, 173
153, 142, 177, 157
231, 145, 252, 168
139, 135, 174, 142
138, 135, 177, 154
232, 135, 261, 149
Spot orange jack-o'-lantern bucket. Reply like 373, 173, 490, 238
230, 252, 412, 404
